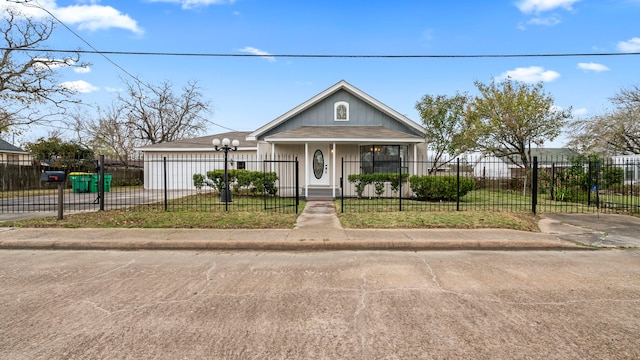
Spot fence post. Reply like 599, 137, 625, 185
399, 157, 403, 212
99, 154, 105, 211
163, 156, 168, 211
587, 159, 598, 206
532, 156, 538, 215
456, 158, 460, 211
595, 161, 600, 209
295, 157, 299, 214
551, 163, 555, 201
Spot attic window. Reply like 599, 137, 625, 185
334, 101, 349, 121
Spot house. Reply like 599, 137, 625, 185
138, 80, 427, 199
471, 148, 582, 179
0, 138, 32, 166
611, 155, 640, 184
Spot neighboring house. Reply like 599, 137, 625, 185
471, 148, 582, 179
136, 131, 257, 190
0, 138, 32, 166
611, 155, 640, 184
138, 80, 427, 198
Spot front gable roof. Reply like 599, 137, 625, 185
247, 80, 425, 141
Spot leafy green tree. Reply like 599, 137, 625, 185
25, 135, 94, 169
466, 79, 571, 175
415, 92, 470, 174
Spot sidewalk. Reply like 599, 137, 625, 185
0, 201, 592, 251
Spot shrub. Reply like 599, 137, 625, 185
200, 169, 279, 196
408, 175, 474, 201
347, 173, 408, 198
193, 173, 205, 191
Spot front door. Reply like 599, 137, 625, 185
308, 146, 330, 186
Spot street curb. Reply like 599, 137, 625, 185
0, 238, 591, 252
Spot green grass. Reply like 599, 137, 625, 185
3, 188, 637, 231
338, 209, 539, 231
8, 206, 302, 229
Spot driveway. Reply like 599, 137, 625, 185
539, 213, 640, 247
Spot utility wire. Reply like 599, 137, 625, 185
3, 47, 640, 59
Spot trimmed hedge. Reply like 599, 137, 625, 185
193, 169, 279, 196
408, 175, 475, 201
347, 173, 408, 198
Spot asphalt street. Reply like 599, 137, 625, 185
1, 249, 639, 359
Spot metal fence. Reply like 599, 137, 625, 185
340, 155, 640, 215
0, 154, 299, 215
3, 152, 639, 217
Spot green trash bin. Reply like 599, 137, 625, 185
90, 174, 112, 193
69, 172, 91, 193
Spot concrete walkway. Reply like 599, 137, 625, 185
0, 201, 615, 251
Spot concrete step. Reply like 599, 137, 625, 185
305, 188, 337, 201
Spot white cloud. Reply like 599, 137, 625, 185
105, 87, 123, 93
0, 1, 143, 34
55, 5, 143, 34
60, 80, 99, 93
237, 47, 276, 62
516, 0, 581, 14
497, 66, 560, 83
527, 15, 561, 26
572, 108, 588, 117
577, 62, 610, 72
148, 0, 236, 10
617, 37, 640, 52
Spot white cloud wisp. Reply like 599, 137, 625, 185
497, 66, 560, 83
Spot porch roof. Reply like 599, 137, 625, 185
264, 126, 425, 143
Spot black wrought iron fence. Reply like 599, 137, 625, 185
340, 155, 640, 215
0, 154, 299, 215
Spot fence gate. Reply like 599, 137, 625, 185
0, 159, 105, 215
262, 158, 299, 213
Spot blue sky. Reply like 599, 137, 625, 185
3, 0, 640, 147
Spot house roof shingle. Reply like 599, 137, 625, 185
135, 131, 256, 151
0, 138, 28, 153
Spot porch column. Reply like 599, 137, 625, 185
271, 143, 275, 172
304, 143, 309, 199
332, 142, 336, 198
413, 144, 417, 175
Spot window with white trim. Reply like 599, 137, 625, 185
360, 145, 408, 174
334, 101, 349, 121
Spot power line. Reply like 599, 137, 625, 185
3, 47, 640, 59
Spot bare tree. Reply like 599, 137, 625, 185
119, 79, 211, 144
72, 103, 141, 167
0, 8, 85, 133
568, 84, 640, 156
611, 84, 640, 108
